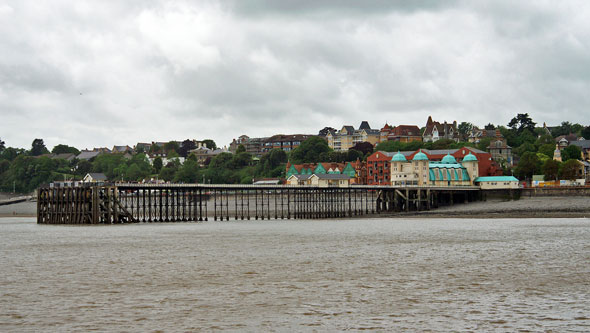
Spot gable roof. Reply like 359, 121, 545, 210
311, 173, 350, 180
77, 151, 101, 160
85, 173, 107, 181
288, 174, 312, 181
570, 140, 590, 149
390, 125, 421, 137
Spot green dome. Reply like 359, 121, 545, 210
441, 154, 457, 164
412, 150, 429, 161
392, 151, 407, 162
463, 153, 478, 162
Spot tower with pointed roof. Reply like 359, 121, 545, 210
462, 152, 479, 185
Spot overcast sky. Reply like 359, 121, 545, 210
1, 0, 590, 150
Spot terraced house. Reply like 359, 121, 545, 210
326, 121, 381, 151
262, 134, 312, 154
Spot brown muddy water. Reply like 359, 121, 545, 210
1, 217, 589, 331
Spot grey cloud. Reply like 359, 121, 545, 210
226, 0, 458, 16
1, 0, 590, 150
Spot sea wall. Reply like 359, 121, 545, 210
520, 187, 590, 197
481, 187, 590, 200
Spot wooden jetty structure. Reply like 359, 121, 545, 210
37, 184, 480, 224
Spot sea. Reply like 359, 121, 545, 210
1, 217, 589, 331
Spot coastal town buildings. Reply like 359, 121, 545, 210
468, 128, 499, 143
474, 176, 520, 189
229, 134, 311, 156
487, 130, 513, 166
390, 150, 478, 186
286, 173, 351, 187
326, 121, 381, 151
82, 173, 107, 183
423, 116, 459, 142
262, 134, 312, 154
555, 133, 582, 148
367, 147, 501, 185
366, 151, 394, 185
188, 147, 230, 167
570, 140, 590, 161
286, 161, 365, 184
387, 125, 422, 142
379, 123, 395, 142
229, 135, 265, 156
553, 144, 562, 162
112, 145, 133, 154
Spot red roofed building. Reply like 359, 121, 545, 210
388, 125, 422, 142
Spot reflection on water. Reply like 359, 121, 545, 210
1, 218, 589, 331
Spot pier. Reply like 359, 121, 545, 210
37, 184, 480, 224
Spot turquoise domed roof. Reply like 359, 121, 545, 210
412, 150, 429, 161
463, 153, 478, 162
392, 151, 407, 162
441, 153, 457, 164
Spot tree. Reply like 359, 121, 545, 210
551, 121, 573, 137
432, 139, 455, 150
202, 139, 217, 150
125, 163, 143, 181
375, 140, 423, 153
75, 160, 93, 175
350, 142, 374, 156
581, 126, 590, 140
514, 142, 537, 158
167, 150, 180, 158
536, 134, 554, 146
318, 127, 336, 136
0, 147, 24, 161
346, 149, 364, 162
178, 139, 196, 158
149, 144, 161, 154
236, 144, 246, 154
290, 136, 331, 164
538, 143, 556, 159
508, 113, 536, 134
174, 159, 200, 183
51, 144, 80, 155
164, 141, 179, 153
159, 165, 177, 182
484, 123, 495, 130
153, 156, 163, 173
0, 160, 9, 174
542, 159, 560, 181
562, 145, 581, 162
0, 138, 5, 152
559, 159, 581, 180
231, 152, 253, 169
457, 122, 473, 141
30, 138, 49, 156
254, 148, 287, 178
476, 137, 493, 152
514, 151, 540, 180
